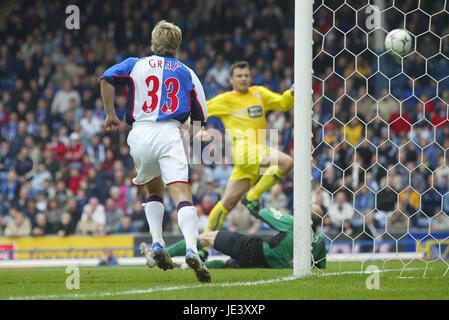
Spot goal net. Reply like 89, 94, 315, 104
305, 0, 449, 277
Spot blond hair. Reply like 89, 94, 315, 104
151, 20, 182, 56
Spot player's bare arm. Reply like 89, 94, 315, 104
100, 79, 120, 132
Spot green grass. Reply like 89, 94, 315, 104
0, 261, 448, 300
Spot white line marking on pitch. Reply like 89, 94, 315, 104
8, 268, 426, 300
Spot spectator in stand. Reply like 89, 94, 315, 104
322, 165, 340, 194
389, 112, 411, 137
9, 120, 27, 158
408, 161, 427, 193
50, 80, 81, 115
85, 134, 105, 165
46, 197, 63, 232
64, 198, 82, 226
199, 194, 215, 216
36, 191, 48, 212
105, 197, 124, 234
196, 205, 209, 233
12, 183, 31, 213
65, 132, 85, 170
206, 55, 230, 88
54, 180, 73, 207
354, 186, 375, 214
311, 184, 331, 215
76, 204, 102, 236
55, 212, 76, 236
328, 191, 354, 229
129, 199, 147, 232
68, 167, 83, 195
45, 134, 67, 163
24, 198, 40, 226
201, 182, 220, 206
431, 212, 449, 231
102, 149, 116, 173
12, 146, 33, 181
1, 170, 19, 205
35, 98, 50, 125
420, 176, 442, 218
109, 185, 126, 213
378, 88, 399, 121
41, 148, 60, 178
80, 197, 106, 226
98, 248, 119, 266
31, 212, 53, 236
80, 108, 103, 139
115, 215, 138, 233
30, 162, 52, 192
387, 203, 409, 232
113, 168, 131, 207
4, 209, 31, 237
375, 184, 397, 225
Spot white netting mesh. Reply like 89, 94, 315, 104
311, 0, 449, 276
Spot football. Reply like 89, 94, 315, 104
385, 29, 412, 56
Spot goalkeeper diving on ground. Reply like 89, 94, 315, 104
140, 201, 327, 269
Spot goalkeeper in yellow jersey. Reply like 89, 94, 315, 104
203, 61, 294, 233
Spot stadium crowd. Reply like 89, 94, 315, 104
0, 0, 448, 242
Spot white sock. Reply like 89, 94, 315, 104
145, 200, 165, 247
177, 205, 199, 255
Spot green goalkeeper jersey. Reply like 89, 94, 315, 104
258, 209, 327, 269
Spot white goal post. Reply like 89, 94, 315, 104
293, 0, 314, 277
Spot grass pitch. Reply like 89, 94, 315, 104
0, 261, 447, 300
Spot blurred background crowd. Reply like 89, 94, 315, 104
0, 0, 448, 243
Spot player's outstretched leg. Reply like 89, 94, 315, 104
246, 149, 293, 204
185, 248, 211, 283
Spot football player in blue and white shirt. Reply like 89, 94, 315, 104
100, 20, 210, 282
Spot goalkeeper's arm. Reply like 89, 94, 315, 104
251, 208, 292, 233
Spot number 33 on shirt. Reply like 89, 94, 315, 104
101, 55, 207, 126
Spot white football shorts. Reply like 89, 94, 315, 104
127, 121, 190, 186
